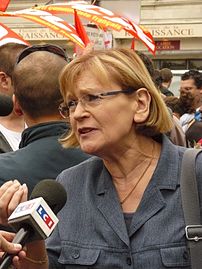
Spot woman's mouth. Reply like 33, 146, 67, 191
78, 127, 96, 135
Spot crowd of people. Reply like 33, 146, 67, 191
0, 43, 201, 268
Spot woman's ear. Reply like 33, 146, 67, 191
12, 94, 23, 116
133, 88, 151, 123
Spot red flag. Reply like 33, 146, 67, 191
0, 0, 10, 12
74, 9, 90, 46
131, 38, 135, 50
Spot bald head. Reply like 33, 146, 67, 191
12, 50, 67, 118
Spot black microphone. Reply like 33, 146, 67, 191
0, 179, 67, 269
0, 94, 13, 116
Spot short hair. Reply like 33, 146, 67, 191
181, 69, 202, 89
160, 68, 173, 83
0, 43, 28, 77
134, 51, 164, 93
153, 69, 163, 89
164, 96, 186, 117
135, 51, 155, 79
13, 50, 67, 118
59, 48, 173, 147
186, 120, 202, 147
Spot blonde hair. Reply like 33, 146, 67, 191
59, 48, 173, 148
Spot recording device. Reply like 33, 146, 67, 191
0, 179, 67, 269
0, 94, 13, 116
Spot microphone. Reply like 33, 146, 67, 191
0, 179, 67, 269
0, 94, 13, 116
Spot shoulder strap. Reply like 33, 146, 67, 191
181, 148, 202, 269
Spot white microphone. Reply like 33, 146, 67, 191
8, 197, 59, 241
0, 179, 67, 269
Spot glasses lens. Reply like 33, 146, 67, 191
16, 44, 67, 64
58, 103, 69, 118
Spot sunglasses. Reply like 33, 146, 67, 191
16, 44, 68, 64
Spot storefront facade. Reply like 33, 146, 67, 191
113, 0, 202, 70
2, 0, 202, 70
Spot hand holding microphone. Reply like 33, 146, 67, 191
0, 179, 67, 269
0, 231, 22, 256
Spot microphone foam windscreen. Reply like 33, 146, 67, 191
30, 179, 67, 214
0, 94, 13, 116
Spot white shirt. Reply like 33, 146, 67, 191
180, 113, 195, 132
180, 107, 201, 133
0, 124, 22, 151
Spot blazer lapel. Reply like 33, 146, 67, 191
129, 186, 166, 237
95, 168, 130, 246
129, 136, 181, 237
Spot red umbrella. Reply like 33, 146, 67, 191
0, 22, 30, 46
0, 0, 10, 12
0, 8, 85, 48
34, 1, 156, 54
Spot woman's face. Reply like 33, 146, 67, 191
69, 71, 137, 157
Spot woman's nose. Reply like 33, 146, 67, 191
72, 101, 88, 119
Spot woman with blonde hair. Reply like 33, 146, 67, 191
1, 48, 201, 269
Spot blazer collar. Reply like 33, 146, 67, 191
94, 135, 185, 244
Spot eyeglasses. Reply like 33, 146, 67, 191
16, 44, 68, 64
58, 87, 136, 118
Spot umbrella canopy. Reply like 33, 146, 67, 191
34, 1, 156, 54
0, 8, 85, 48
0, 1, 155, 53
0, 22, 30, 46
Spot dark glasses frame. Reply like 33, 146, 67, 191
16, 44, 68, 64
58, 87, 137, 119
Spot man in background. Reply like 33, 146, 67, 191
179, 69, 202, 132
0, 44, 89, 196
0, 43, 28, 153
159, 68, 174, 96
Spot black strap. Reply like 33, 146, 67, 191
181, 149, 202, 269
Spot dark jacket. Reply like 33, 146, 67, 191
160, 86, 174, 96
0, 132, 12, 153
0, 121, 90, 193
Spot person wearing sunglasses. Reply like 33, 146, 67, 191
0, 44, 89, 197
1, 48, 202, 269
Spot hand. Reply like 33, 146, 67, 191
0, 180, 28, 225
0, 230, 26, 269
0, 230, 22, 256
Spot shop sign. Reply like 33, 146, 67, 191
155, 40, 180, 50
13, 27, 108, 49
113, 24, 202, 39
150, 26, 194, 38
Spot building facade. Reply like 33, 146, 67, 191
114, 0, 202, 70
2, 0, 202, 70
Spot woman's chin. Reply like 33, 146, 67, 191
80, 144, 100, 156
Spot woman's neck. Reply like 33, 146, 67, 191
103, 135, 161, 183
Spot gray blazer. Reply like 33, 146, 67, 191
46, 135, 202, 269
